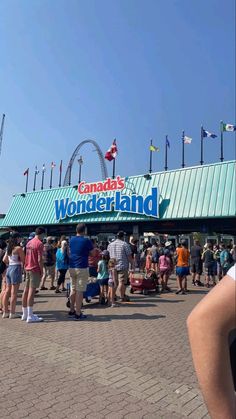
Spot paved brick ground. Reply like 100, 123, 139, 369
0, 275, 210, 419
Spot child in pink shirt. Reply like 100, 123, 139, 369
158, 249, 172, 292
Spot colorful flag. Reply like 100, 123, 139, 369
51, 162, 56, 169
23, 168, 29, 176
166, 138, 170, 148
222, 123, 236, 132
184, 136, 192, 144
149, 144, 160, 152
105, 139, 117, 161
42, 164, 46, 172
202, 129, 217, 138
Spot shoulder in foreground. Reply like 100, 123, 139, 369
227, 264, 236, 281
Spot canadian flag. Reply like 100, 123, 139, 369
105, 139, 117, 161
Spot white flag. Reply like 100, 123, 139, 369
224, 124, 236, 132
184, 136, 192, 144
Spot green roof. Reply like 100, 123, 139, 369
2, 160, 236, 228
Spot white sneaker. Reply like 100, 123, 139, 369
9, 313, 20, 319
2, 312, 9, 318
26, 314, 43, 323
21, 314, 27, 321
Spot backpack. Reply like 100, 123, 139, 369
0, 251, 6, 275
151, 248, 159, 264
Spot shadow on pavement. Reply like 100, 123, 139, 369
38, 311, 166, 322
129, 297, 184, 304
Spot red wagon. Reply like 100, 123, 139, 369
129, 271, 159, 295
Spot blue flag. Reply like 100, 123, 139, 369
203, 129, 217, 139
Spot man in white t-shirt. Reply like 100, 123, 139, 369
187, 264, 236, 419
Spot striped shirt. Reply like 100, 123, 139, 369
108, 239, 132, 271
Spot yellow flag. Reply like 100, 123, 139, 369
149, 145, 160, 152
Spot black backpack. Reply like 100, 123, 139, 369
0, 251, 6, 275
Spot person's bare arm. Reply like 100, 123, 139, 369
38, 248, 44, 276
128, 254, 133, 264
18, 247, 25, 266
2, 253, 9, 265
187, 275, 236, 419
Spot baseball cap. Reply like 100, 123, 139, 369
117, 231, 125, 239
28, 232, 36, 240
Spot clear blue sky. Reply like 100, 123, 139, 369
0, 0, 235, 213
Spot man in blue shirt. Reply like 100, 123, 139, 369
69, 223, 94, 320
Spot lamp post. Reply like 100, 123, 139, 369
78, 156, 83, 183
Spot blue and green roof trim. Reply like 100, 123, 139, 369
1, 160, 235, 228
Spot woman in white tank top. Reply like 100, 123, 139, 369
2, 232, 25, 319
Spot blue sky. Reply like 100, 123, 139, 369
0, 0, 235, 213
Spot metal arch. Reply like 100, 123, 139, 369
63, 139, 108, 186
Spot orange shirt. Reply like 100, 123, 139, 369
176, 247, 190, 267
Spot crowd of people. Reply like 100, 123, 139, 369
0, 224, 235, 322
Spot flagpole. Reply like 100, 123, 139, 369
25, 170, 29, 193
220, 120, 224, 162
112, 158, 116, 179
41, 166, 45, 190
59, 160, 62, 187
33, 170, 37, 191
164, 135, 168, 171
200, 126, 204, 165
50, 166, 53, 189
182, 131, 185, 168
78, 156, 83, 183
68, 163, 72, 186
149, 139, 153, 173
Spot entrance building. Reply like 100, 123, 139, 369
1, 160, 235, 246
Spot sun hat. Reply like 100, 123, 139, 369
165, 241, 172, 247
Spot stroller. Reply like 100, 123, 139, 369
129, 270, 159, 295
66, 278, 100, 307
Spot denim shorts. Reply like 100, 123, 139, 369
176, 266, 190, 277
6, 265, 22, 285
99, 278, 109, 286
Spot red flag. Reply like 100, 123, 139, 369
105, 139, 117, 161
23, 168, 29, 176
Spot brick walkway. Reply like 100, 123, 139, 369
0, 276, 210, 419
